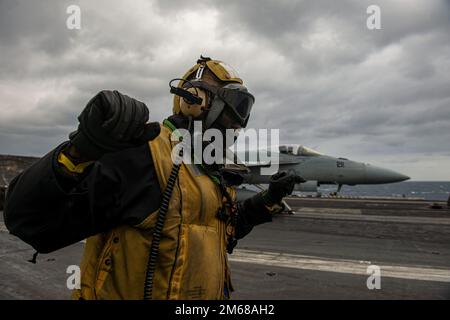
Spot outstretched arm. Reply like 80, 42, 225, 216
235, 170, 304, 239
3, 90, 161, 253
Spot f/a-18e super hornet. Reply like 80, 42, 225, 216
236, 144, 410, 195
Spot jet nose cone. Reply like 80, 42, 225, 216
365, 165, 410, 183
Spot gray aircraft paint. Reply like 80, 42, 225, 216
237, 145, 409, 189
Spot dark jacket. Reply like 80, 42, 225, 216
3, 119, 272, 253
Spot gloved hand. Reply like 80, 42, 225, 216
265, 170, 305, 204
69, 90, 161, 159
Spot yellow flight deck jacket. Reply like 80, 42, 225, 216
73, 125, 234, 300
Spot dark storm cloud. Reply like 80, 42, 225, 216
0, 0, 449, 180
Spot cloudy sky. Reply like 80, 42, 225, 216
0, 0, 449, 180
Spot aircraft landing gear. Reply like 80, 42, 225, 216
330, 184, 343, 197
282, 199, 294, 214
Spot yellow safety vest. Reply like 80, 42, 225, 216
73, 124, 234, 299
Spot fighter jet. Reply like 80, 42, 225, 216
237, 144, 410, 194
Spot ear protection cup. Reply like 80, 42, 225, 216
179, 87, 208, 118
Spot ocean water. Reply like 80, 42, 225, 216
317, 181, 450, 201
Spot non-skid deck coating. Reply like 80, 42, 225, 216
1, 197, 449, 299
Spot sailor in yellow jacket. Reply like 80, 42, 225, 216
4, 56, 303, 300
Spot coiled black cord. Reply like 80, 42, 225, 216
143, 161, 181, 300
143, 117, 191, 300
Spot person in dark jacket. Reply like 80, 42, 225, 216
3, 56, 302, 299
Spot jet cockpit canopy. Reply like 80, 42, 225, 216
278, 144, 323, 157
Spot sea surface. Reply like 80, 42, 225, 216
316, 181, 450, 201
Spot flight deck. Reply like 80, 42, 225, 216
1, 196, 449, 299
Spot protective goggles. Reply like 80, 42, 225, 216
190, 81, 255, 128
